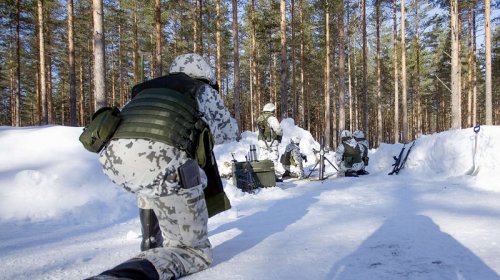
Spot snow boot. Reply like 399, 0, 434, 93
357, 169, 370, 175
85, 258, 159, 280
281, 170, 291, 179
344, 170, 359, 177
139, 208, 163, 251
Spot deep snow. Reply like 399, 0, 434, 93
1, 120, 500, 280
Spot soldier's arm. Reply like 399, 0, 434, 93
197, 85, 239, 144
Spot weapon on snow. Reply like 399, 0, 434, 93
306, 136, 338, 181
388, 140, 415, 175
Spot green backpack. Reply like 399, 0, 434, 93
79, 106, 121, 153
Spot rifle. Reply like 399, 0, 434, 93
388, 144, 406, 175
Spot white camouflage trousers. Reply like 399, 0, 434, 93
99, 139, 212, 279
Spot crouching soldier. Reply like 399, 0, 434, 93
334, 130, 365, 177
86, 53, 238, 280
280, 136, 306, 179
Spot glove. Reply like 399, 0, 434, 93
277, 135, 283, 143
301, 154, 307, 162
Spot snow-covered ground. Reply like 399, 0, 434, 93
1, 120, 499, 280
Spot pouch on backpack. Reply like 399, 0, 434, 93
79, 106, 121, 153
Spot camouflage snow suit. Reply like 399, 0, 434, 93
281, 142, 305, 179
256, 112, 282, 167
99, 73, 238, 279
334, 137, 365, 173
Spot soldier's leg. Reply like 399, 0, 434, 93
138, 194, 163, 251
137, 185, 212, 278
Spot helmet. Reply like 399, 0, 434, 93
169, 53, 216, 85
340, 130, 352, 139
263, 103, 276, 112
353, 130, 365, 139
291, 136, 301, 144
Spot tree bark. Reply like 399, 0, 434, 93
393, 0, 399, 143
484, 0, 492, 125
232, 0, 241, 136
38, 0, 48, 125
338, 0, 346, 133
68, 0, 77, 126
291, 0, 297, 120
93, 0, 107, 110
467, 1, 473, 127
216, 0, 223, 98
280, 0, 288, 119
300, 0, 305, 128
472, 0, 477, 126
251, 0, 258, 128
133, 0, 139, 85
450, 0, 461, 129
155, 0, 162, 77
376, 0, 382, 146
401, 0, 409, 140
15, 0, 21, 126
324, 2, 331, 149
362, 0, 368, 134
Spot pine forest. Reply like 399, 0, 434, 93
0, 0, 498, 149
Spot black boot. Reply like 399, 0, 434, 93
281, 170, 291, 179
139, 208, 163, 251
345, 170, 359, 177
85, 258, 159, 280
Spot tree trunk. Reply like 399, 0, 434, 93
376, 0, 382, 146
199, 0, 203, 54
324, 3, 331, 149
15, 0, 21, 126
193, 0, 198, 53
93, 0, 107, 110
251, 0, 258, 128
415, 0, 421, 136
300, 0, 305, 128
393, 0, 399, 143
362, 0, 368, 134
155, 0, 162, 77
118, 0, 124, 106
280, 0, 288, 119
291, 0, 297, 121
38, 0, 48, 125
484, 0, 492, 125
232, 0, 241, 136
338, 0, 345, 133
68, 0, 77, 126
216, 0, 223, 98
401, 0, 409, 140
79, 55, 84, 126
467, 1, 473, 127
133, 0, 139, 85
450, 0, 461, 129
472, 0, 477, 126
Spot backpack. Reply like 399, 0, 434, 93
79, 106, 121, 153
257, 112, 274, 142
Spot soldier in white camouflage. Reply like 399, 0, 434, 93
280, 136, 305, 179
87, 53, 238, 280
256, 103, 283, 180
334, 130, 365, 177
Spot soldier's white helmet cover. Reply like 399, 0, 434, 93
169, 53, 216, 85
263, 103, 276, 112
